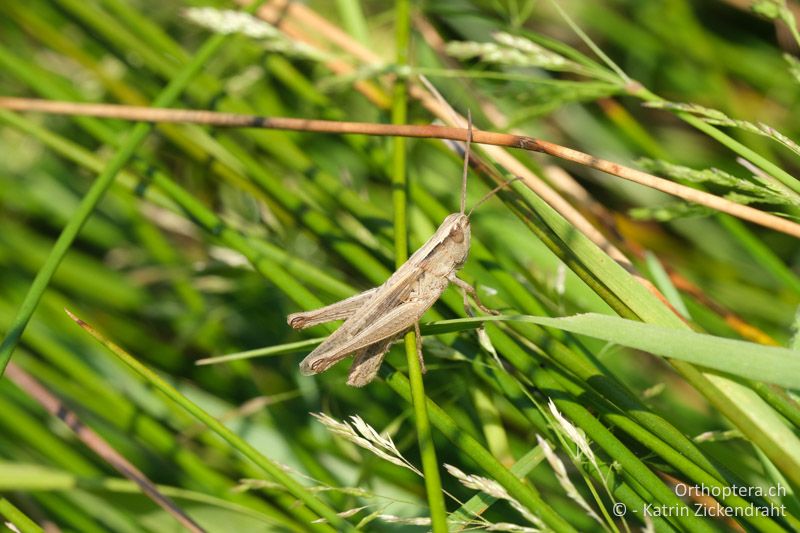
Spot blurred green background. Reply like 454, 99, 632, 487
1, 1, 799, 531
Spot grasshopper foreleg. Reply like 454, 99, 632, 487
448, 274, 498, 316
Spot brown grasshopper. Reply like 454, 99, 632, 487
288, 118, 504, 386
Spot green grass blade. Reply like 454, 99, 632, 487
65, 310, 354, 532
490, 313, 800, 388
0, 3, 262, 375
0, 498, 43, 533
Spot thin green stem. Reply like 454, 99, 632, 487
383, 368, 578, 532
0, 498, 43, 533
392, 1, 447, 531
66, 310, 354, 532
335, 0, 370, 45
391, 10, 409, 265
546, 0, 630, 83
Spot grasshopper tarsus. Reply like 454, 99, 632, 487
287, 314, 307, 329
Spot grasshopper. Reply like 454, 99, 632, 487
288, 117, 504, 386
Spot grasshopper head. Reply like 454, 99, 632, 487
444, 213, 471, 268
445, 213, 470, 240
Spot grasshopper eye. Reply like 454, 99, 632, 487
449, 226, 465, 243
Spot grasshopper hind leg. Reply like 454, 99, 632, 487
287, 287, 379, 329
346, 334, 399, 387
347, 322, 426, 387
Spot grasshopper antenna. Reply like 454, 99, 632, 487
461, 111, 473, 215
468, 177, 522, 217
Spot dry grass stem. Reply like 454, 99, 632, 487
2, 96, 797, 239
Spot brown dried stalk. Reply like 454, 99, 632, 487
2, 95, 799, 239
249, 0, 635, 268
0, 96, 523, 147
253, 0, 800, 244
